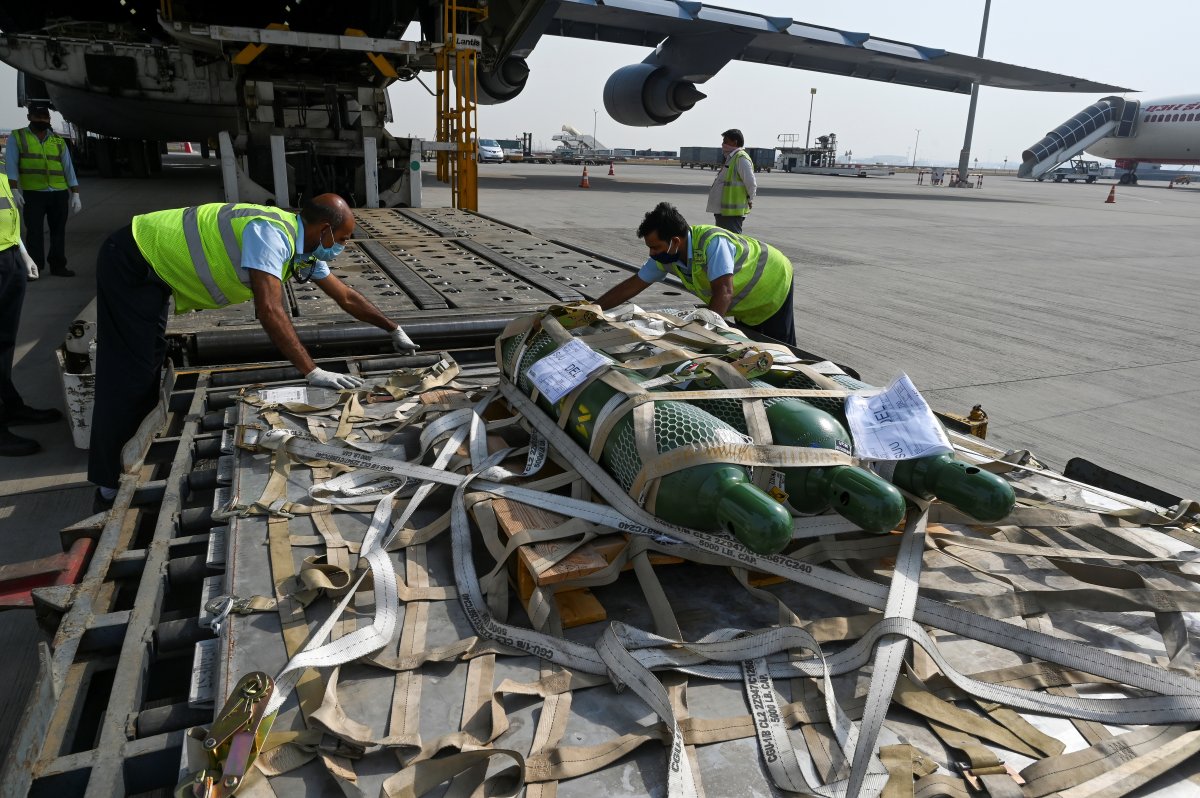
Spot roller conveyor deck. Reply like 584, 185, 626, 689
165, 208, 693, 365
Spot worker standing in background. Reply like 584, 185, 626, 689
88, 194, 420, 508
0, 176, 64, 456
707, 128, 756, 233
6, 105, 82, 277
596, 202, 796, 345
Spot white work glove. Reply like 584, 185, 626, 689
70, 193, 82, 214
390, 326, 419, 355
305, 367, 364, 390
11, 188, 23, 210
17, 241, 38, 280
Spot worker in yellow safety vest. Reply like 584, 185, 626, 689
0, 178, 65, 456
706, 128, 756, 233
596, 202, 796, 345
5, 105, 83, 277
87, 194, 420, 510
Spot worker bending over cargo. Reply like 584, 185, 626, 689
88, 194, 418, 508
596, 202, 796, 345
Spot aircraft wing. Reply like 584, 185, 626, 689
540, 0, 1129, 95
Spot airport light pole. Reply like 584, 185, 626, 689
912, 129, 920, 167
956, 0, 992, 186
593, 109, 598, 155
804, 88, 817, 163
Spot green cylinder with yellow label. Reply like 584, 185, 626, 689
500, 330, 794, 554
687, 376, 906, 533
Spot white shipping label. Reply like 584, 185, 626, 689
258, 386, 309, 404
844, 373, 952, 461
526, 339, 609, 404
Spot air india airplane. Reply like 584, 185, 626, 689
1020, 94, 1200, 184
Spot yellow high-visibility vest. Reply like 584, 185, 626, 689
719, 149, 753, 216
0, 180, 21, 249
13, 128, 69, 191
133, 203, 300, 313
668, 225, 793, 325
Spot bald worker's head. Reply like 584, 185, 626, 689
300, 193, 355, 256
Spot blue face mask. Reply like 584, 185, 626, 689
310, 226, 344, 262
650, 239, 680, 264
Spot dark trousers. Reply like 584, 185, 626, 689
736, 282, 796, 346
87, 225, 171, 490
0, 244, 28, 415
713, 214, 746, 233
23, 190, 70, 271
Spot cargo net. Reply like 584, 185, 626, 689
781, 371, 864, 415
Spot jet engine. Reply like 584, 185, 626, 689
602, 63, 707, 127
476, 57, 530, 105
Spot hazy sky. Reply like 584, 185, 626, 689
1, 0, 1195, 165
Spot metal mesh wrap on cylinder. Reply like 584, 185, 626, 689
781, 372, 865, 414
500, 329, 529, 378
690, 390, 791, 433
606, 401, 752, 492
514, 330, 559, 394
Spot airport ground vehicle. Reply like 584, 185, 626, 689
1038, 158, 1103, 183
679, 145, 775, 172
478, 139, 506, 163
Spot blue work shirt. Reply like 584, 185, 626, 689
637, 230, 735, 285
5, 128, 80, 190
241, 215, 330, 282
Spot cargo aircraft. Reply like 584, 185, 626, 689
0, 0, 1125, 141
1020, 94, 1200, 184
0, 0, 1127, 202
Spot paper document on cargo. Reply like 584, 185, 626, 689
844, 373, 952, 460
258, 386, 309, 404
526, 339, 609, 403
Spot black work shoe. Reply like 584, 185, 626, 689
93, 488, 115, 514
0, 427, 40, 456
4, 405, 63, 425
50, 267, 76, 277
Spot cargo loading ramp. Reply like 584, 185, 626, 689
165, 207, 695, 366
7, 336, 1200, 795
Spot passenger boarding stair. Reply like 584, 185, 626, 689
1019, 96, 1139, 179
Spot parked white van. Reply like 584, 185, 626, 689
478, 139, 505, 163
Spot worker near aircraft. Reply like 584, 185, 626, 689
1, 176, 64, 457
88, 194, 420, 508
596, 202, 796, 345
707, 128, 756, 232
6, 104, 82, 277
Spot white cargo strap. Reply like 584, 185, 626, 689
256, 407, 1200, 703
262, 487, 401, 717
493, 381, 1200, 702
248, 385, 1200, 798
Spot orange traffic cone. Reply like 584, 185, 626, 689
183, 141, 194, 154
608, 161, 615, 176
579, 166, 590, 188
1105, 185, 1116, 204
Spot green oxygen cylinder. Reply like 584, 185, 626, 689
767, 370, 1015, 523
686, 377, 906, 533
499, 329, 793, 554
